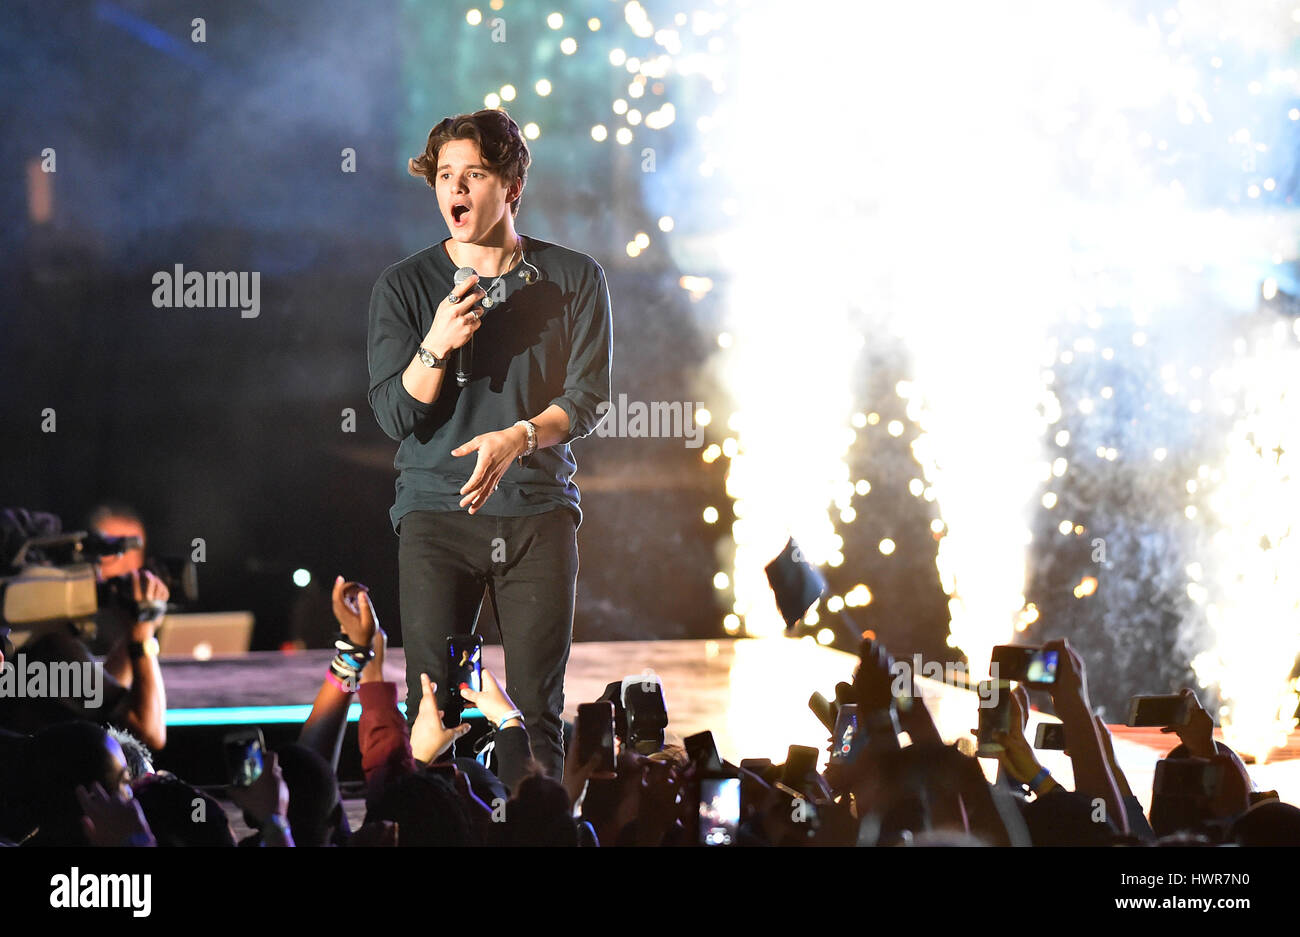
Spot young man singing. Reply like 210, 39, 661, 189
366, 109, 612, 778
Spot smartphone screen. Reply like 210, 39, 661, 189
446, 634, 483, 721
976, 681, 1012, 756
698, 777, 741, 846
1033, 722, 1066, 750
1127, 694, 1193, 728
577, 701, 616, 773
223, 729, 265, 788
991, 645, 1059, 685
829, 703, 861, 765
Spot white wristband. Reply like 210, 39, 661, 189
498, 709, 525, 730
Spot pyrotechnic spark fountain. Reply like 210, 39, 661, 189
1191, 317, 1300, 760
452, 1, 1300, 749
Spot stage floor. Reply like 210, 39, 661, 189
163, 638, 1300, 812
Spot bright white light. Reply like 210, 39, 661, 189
535, 79, 552, 96
293, 569, 311, 588
591, 124, 608, 142
1192, 320, 1300, 759
709, 0, 1300, 680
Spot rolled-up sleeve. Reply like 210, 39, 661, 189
367, 278, 435, 442
549, 263, 613, 444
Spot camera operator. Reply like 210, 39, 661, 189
0, 507, 167, 751
85, 505, 169, 736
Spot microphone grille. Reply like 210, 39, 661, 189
453, 266, 477, 285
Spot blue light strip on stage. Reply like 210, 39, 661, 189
166, 704, 483, 726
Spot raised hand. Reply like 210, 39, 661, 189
1042, 637, 1091, 713
458, 667, 518, 726
228, 748, 291, 833
331, 576, 378, 648
993, 687, 1052, 790
1159, 687, 1215, 758
410, 673, 472, 763
77, 782, 155, 847
129, 568, 170, 634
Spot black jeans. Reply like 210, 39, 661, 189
397, 507, 578, 779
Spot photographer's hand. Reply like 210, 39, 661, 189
1159, 687, 1215, 758
634, 759, 682, 847
410, 673, 471, 763
458, 667, 518, 727
1043, 637, 1091, 714
994, 686, 1056, 793
109, 569, 168, 751
1041, 637, 1127, 833
77, 782, 155, 847
562, 708, 618, 807
130, 568, 170, 632
228, 750, 295, 846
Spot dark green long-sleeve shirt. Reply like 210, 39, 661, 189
367, 235, 613, 533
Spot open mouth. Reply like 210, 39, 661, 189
451, 204, 471, 224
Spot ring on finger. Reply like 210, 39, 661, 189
448, 291, 461, 304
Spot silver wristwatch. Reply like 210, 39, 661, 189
418, 345, 448, 369
515, 419, 537, 462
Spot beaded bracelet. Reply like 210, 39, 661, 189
328, 633, 375, 692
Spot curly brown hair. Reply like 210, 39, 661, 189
408, 109, 531, 217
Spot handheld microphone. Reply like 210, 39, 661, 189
453, 265, 477, 387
